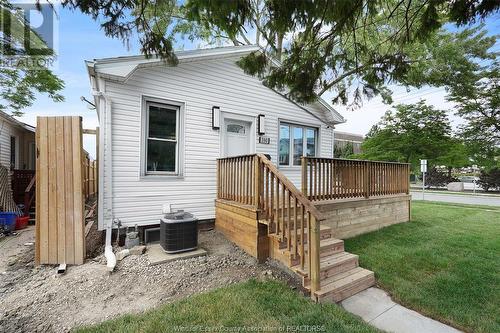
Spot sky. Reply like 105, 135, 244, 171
14, 6, 500, 159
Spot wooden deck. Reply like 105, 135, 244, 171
215, 154, 409, 302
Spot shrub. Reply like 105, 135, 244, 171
478, 168, 500, 192
425, 167, 459, 189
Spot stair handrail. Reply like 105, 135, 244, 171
216, 153, 324, 298
256, 154, 324, 220
24, 174, 36, 217
256, 154, 323, 298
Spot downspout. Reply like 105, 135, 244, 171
92, 77, 116, 272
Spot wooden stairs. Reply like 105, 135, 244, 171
217, 154, 376, 303
267, 219, 375, 302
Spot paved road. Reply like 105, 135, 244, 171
411, 191, 500, 206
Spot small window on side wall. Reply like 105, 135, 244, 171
145, 101, 180, 175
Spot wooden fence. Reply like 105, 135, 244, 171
35, 116, 91, 265
302, 157, 410, 201
83, 154, 97, 198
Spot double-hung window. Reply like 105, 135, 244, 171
145, 101, 180, 175
279, 123, 318, 166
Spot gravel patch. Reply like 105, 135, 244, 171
0, 229, 296, 332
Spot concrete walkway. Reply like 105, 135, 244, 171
341, 287, 462, 333
411, 191, 500, 206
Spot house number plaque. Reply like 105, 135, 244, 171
259, 136, 270, 144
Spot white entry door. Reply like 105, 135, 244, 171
224, 118, 252, 157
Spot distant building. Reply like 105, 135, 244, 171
334, 131, 364, 157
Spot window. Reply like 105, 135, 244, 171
279, 124, 290, 165
279, 123, 317, 166
145, 101, 180, 174
227, 124, 246, 134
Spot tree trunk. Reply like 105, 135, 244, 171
276, 33, 284, 61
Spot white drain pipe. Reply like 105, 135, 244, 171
92, 79, 116, 272
104, 226, 116, 271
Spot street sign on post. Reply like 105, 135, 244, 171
420, 159, 427, 173
420, 160, 427, 200
472, 164, 478, 195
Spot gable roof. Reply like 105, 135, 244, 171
86, 45, 345, 126
0, 110, 35, 132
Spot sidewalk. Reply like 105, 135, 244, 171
341, 288, 462, 333
410, 186, 500, 197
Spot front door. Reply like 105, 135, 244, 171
224, 118, 251, 157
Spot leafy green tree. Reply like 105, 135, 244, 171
64, 1, 499, 108
0, 0, 64, 115
425, 167, 459, 189
334, 141, 354, 159
445, 61, 499, 169
359, 101, 460, 171
478, 167, 500, 191
435, 139, 470, 177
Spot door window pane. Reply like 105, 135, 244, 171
279, 124, 290, 165
227, 124, 246, 134
147, 140, 176, 172
293, 127, 303, 165
148, 105, 177, 140
306, 128, 316, 157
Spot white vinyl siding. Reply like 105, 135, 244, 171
0, 118, 34, 170
99, 55, 334, 229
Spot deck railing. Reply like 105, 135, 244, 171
24, 175, 36, 216
11, 169, 35, 205
217, 154, 324, 297
301, 157, 410, 201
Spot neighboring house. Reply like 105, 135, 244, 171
333, 131, 364, 156
86, 45, 345, 230
0, 110, 36, 170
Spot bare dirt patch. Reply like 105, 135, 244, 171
0, 228, 297, 332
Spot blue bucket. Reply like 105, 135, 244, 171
0, 212, 19, 232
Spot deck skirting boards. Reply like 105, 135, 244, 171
314, 194, 411, 239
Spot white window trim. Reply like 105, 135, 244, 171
141, 96, 185, 177
278, 121, 319, 168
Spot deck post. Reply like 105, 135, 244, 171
309, 214, 321, 301
216, 159, 220, 199
406, 164, 410, 194
253, 155, 261, 208
301, 157, 307, 197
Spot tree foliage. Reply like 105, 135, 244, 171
445, 60, 500, 169
425, 167, 459, 189
0, 0, 64, 116
63, 0, 499, 109
359, 101, 463, 170
334, 141, 354, 159
478, 167, 500, 192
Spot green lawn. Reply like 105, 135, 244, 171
75, 279, 380, 333
345, 201, 500, 333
